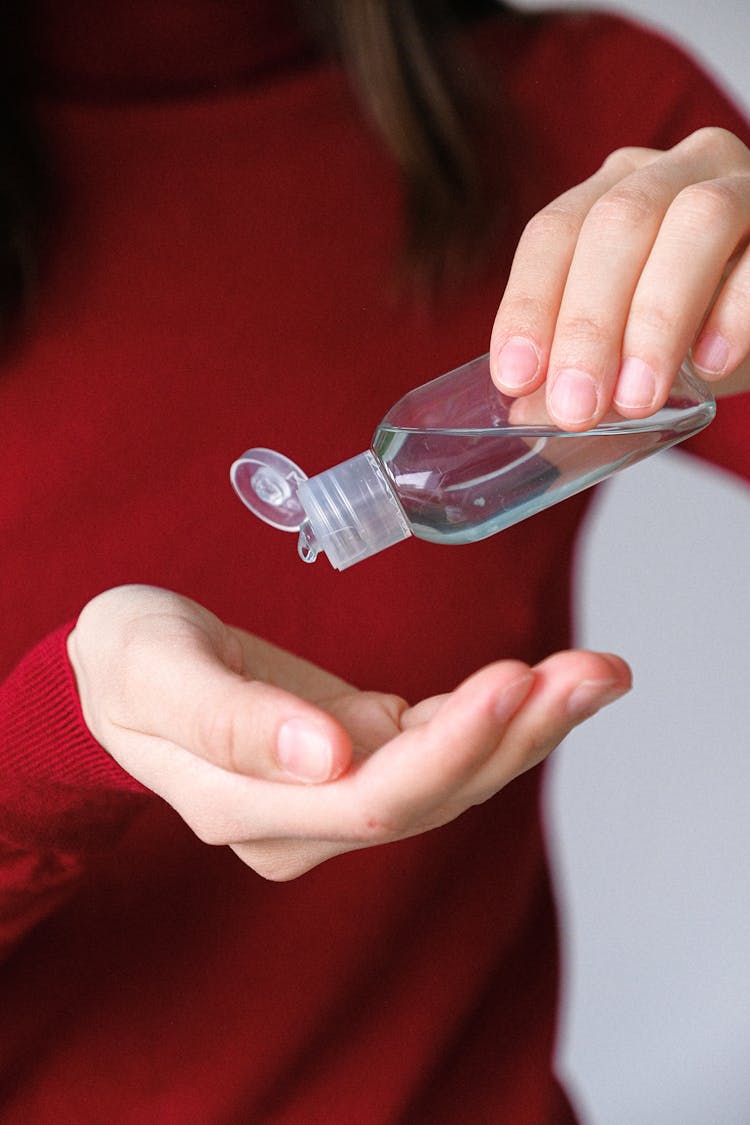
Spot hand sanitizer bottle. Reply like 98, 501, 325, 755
231, 354, 714, 571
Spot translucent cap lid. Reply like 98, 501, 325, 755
230, 447, 411, 570
230, 447, 308, 530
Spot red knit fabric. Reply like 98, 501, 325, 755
1, 4, 749, 1121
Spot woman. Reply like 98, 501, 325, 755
1, 2, 748, 1120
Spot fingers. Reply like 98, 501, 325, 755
354, 660, 537, 831
132, 657, 353, 784
616, 174, 749, 416
465, 650, 631, 803
231, 653, 628, 841
123, 659, 538, 846
121, 650, 630, 881
69, 586, 353, 785
70, 589, 634, 883
691, 246, 750, 384
490, 146, 664, 409
490, 129, 750, 430
344, 649, 630, 837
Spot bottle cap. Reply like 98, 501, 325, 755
296, 450, 410, 570
230, 447, 411, 570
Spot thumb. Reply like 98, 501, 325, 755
166, 667, 354, 784
69, 587, 352, 784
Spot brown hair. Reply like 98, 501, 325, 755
306, 0, 503, 280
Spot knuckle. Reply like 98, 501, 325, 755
522, 203, 580, 249
497, 293, 549, 334
585, 183, 656, 232
713, 278, 750, 333
628, 298, 679, 339
724, 279, 750, 319
191, 678, 266, 772
192, 694, 241, 771
683, 126, 748, 166
335, 690, 407, 730
373, 691, 409, 726
600, 145, 645, 177
556, 311, 610, 351
671, 179, 738, 232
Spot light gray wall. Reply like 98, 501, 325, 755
508, 2, 750, 1122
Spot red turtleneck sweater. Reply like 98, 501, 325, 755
1, 4, 749, 1122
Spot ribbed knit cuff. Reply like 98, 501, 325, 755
0, 623, 147, 795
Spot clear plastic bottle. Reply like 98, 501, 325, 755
230, 353, 715, 570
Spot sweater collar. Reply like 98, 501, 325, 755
25, 0, 316, 99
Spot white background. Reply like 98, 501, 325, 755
510, 2, 750, 1123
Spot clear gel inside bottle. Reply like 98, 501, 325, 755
230, 354, 715, 570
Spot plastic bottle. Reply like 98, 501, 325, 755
230, 353, 715, 571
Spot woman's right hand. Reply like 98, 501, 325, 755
490, 128, 750, 428
67, 585, 631, 880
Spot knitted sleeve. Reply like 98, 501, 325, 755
0, 623, 149, 957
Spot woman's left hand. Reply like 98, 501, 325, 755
490, 127, 750, 430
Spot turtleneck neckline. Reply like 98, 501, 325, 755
24, 0, 318, 99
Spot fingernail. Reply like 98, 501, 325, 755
691, 331, 730, 377
495, 336, 540, 390
494, 672, 535, 722
567, 679, 629, 721
549, 368, 599, 426
277, 718, 333, 783
614, 357, 656, 411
